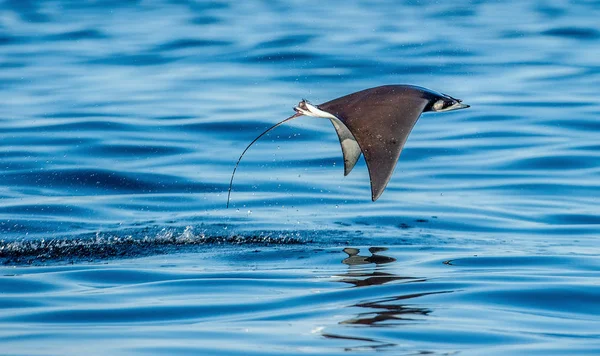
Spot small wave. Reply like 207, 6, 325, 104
155, 39, 232, 51
257, 35, 315, 49
542, 27, 599, 40
87, 53, 178, 66
44, 29, 107, 41
2, 168, 225, 194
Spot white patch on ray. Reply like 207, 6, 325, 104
295, 100, 362, 176
330, 118, 361, 175
294, 101, 362, 176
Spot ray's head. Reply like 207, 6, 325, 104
427, 92, 470, 113
293, 99, 316, 116
293, 99, 336, 119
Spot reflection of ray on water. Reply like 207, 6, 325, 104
342, 247, 397, 266
337, 271, 417, 288
323, 247, 455, 351
338, 247, 418, 288
342, 291, 452, 326
321, 332, 396, 352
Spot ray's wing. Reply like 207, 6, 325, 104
318, 86, 429, 201
330, 118, 361, 176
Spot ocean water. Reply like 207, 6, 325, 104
1, 0, 599, 354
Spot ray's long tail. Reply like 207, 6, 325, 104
226, 112, 302, 208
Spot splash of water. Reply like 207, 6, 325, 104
0, 226, 307, 265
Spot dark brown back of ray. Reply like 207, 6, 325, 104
318, 85, 431, 201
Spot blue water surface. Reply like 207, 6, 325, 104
1, 0, 599, 355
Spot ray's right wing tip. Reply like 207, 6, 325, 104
371, 189, 383, 202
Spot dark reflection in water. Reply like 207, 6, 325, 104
342, 247, 397, 266
338, 247, 413, 288
338, 248, 437, 325
322, 247, 453, 351
321, 332, 397, 352
341, 291, 449, 327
